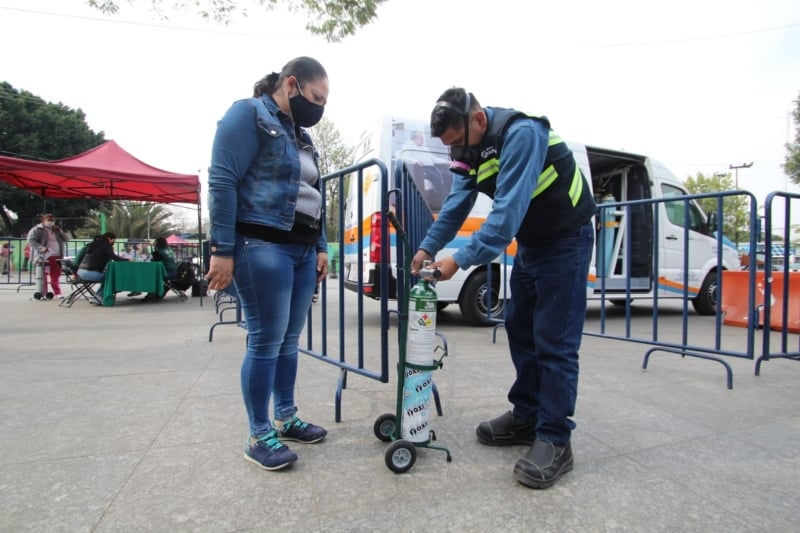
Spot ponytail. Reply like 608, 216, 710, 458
252, 57, 327, 98
253, 72, 280, 97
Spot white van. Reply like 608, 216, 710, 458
342, 116, 740, 326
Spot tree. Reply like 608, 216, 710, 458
684, 172, 749, 246
308, 117, 353, 241
0, 81, 105, 236
87, 0, 386, 42
80, 201, 177, 239
785, 93, 800, 185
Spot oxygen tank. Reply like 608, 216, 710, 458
598, 193, 617, 278
401, 266, 439, 443
33, 254, 53, 300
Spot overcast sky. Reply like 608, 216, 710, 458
1, 0, 799, 227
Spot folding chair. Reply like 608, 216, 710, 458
57, 258, 97, 308
164, 261, 194, 301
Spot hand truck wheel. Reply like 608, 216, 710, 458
373, 413, 397, 442
385, 440, 417, 474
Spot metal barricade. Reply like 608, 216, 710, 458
0, 237, 33, 291
298, 159, 391, 421
584, 189, 799, 387
756, 191, 800, 374
586, 190, 760, 388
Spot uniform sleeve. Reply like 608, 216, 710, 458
452, 119, 549, 268
418, 175, 478, 257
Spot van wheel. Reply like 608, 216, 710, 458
692, 271, 718, 315
459, 270, 504, 326
436, 302, 449, 311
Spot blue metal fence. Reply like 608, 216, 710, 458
756, 191, 800, 374
586, 190, 800, 388
294, 158, 391, 421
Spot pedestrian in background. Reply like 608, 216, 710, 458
26, 213, 68, 298
0, 242, 12, 275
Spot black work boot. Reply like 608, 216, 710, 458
476, 411, 536, 446
513, 440, 573, 489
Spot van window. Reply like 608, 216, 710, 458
661, 183, 703, 232
392, 120, 452, 214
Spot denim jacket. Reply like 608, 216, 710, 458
208, 95, 327, 256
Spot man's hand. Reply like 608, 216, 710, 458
410, 249, 432, 275
206, 255, 234, 291
426, 256, 459, 281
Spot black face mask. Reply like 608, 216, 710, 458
449, 145, 481, 176
290, 84, 324, 128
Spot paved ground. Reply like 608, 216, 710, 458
1, 282, 799, 532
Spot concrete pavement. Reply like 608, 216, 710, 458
1, 284, 799, 532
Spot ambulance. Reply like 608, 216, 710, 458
342, 116, 740, 326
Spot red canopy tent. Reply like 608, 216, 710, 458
0, 140, 199, 204
0, 140, 205, 280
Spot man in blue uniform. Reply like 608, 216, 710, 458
411, 88, 596, 489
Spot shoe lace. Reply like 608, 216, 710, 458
256, 431, 285, 451
284, 416, 309, 431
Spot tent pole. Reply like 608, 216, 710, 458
196, 186, 204, 307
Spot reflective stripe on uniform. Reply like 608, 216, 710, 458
568, 166, 583, 207
476, 133, 582, 205
476, 158, 499, 184
532, 165, 558, 198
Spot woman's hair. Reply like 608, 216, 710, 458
154, 237, 168, 249
102, 232, 116, 241
253, 56, 327, 97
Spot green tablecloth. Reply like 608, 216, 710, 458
102, 261, 167, 306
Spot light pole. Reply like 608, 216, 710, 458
729, 162, 753, 249
729, 162, 753, 190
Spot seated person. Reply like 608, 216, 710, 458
70, 235, 101, 279
77, 232, 127, 305
144, 237, 177, 301
150, 237, 177, 278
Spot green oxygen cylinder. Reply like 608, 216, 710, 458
402, 263, 439, 443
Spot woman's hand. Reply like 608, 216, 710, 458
316, 252, 328, 283
206, 255, 234, 291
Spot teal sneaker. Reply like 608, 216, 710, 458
277, 415, 327, 443
243, 430, 297, 471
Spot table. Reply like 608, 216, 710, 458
102, 261, 167, 306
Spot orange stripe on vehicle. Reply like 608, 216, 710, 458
658, 276, 700, 292
430, 215, 487, 234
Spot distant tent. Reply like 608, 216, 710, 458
166, 234, 189, 244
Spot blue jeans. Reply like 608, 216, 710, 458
77, 268, 105, 293
505, 223, 594, 445
234, 235, 317, 438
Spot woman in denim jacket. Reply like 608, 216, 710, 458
206, 57, 329, 471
